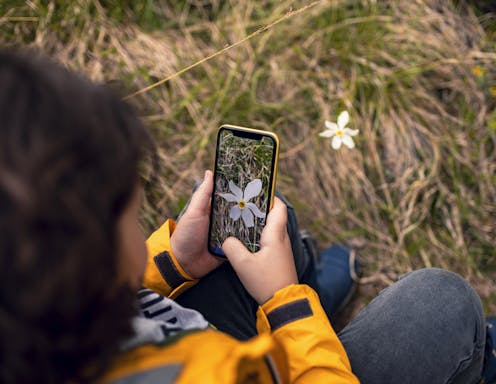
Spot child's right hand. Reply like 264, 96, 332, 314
222, 197, 298, 304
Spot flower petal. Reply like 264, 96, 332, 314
243, 179, 262, 202
247, 202, 266, 219
241, 208, 254, 228
342, 135, 355, 148
218, 193, 238, 202
343, 128, 359, 136
331, 135, 342, 150
228, 180, 243, 200
319, 129, 335, 138
338, 111, 349, 128
324, 120, 339, 132
229, 205, 241, 220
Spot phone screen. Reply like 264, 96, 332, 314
209, 127, 278, 257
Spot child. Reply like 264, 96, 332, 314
0, 48, 492, 384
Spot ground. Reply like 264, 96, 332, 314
1, 0, 495, 316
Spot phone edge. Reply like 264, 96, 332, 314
207, 124, 280, 259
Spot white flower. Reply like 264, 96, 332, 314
319, 111, 359, 149
218, 179, 266, 228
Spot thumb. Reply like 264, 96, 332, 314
186, 170, 213, 215
222, 237, 250, 269
260, 197, 288, 246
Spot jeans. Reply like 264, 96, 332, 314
338, 268, 486, 384
175, 186, 486, 383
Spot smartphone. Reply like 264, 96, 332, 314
208, 125, 279, 258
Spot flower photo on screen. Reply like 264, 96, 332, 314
210, 130, 274, 253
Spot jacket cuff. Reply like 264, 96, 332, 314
143, 219, 198, 299
256, 284, 319, 334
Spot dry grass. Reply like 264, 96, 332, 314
2, 0, 495, 313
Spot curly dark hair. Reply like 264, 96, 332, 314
0, 49, 153, 382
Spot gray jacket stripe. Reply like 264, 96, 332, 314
107, 364, 182, 384
265, 355, 283, 384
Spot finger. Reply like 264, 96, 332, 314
260, 197, 288, 242
186, 170, 213, 215
222, 237, 250, 269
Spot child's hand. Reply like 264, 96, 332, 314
222, 197, 298, 304
170, 170, 223, 279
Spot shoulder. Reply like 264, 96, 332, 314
101, 329, 286, 384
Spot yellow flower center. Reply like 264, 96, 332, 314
336, 129, 343, 137
238, 200, 246, 209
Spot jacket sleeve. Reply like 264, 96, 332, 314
142, 219, 198, 299
257, 284, 360, 383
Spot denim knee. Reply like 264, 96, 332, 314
339, 268, 486, 384
398, 268, 484, 327
399, 268, 482, 312
397, 268, 486, 382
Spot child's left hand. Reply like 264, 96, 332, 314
170, 170, 223, 279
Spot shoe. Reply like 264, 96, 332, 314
315, 244, 359, 320
483, 317, 496, 384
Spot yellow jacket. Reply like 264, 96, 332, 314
102, 220, 359, 383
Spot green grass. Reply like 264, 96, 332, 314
2, 0, 495, 313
